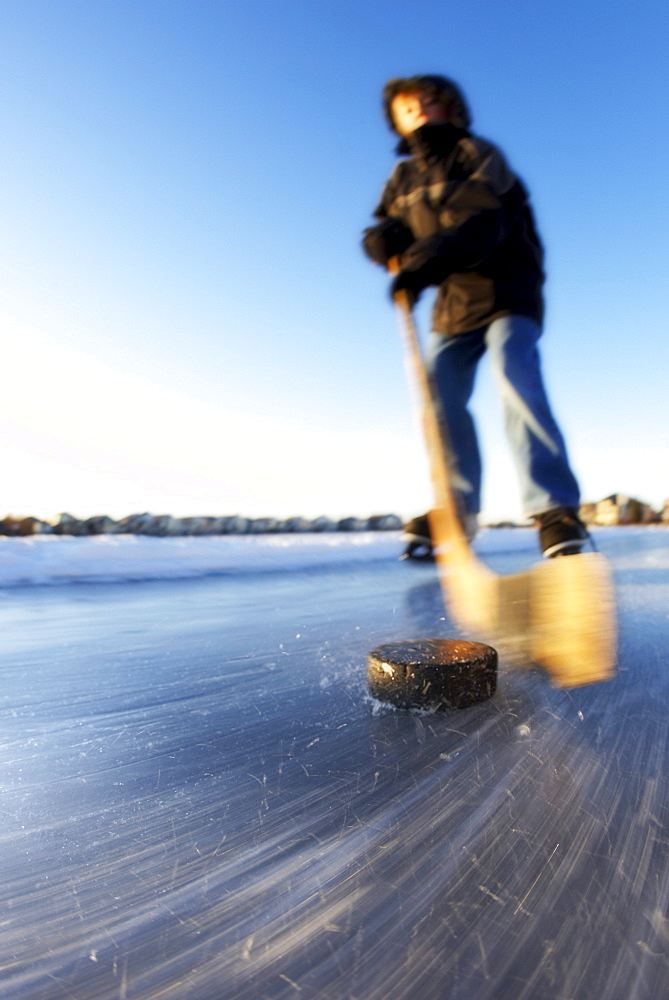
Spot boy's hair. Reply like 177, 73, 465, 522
383, 74, 471, 132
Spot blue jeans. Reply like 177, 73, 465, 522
425, 315, 580, 518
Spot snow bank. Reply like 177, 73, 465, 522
1, 526, 662, 588
0, 532, 406, 586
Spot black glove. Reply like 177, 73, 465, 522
390, 271, 422, 307
390, 232, 453, 304
362, 218, 414, 266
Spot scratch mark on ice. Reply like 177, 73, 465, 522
478, 885, 504, 905
279, 973, 302, 990
514, 843, 560, 915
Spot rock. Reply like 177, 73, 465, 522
180, 517, 221, 535
368, 514, 402, 531
310, 516, 336, 532
219, 516, 250, 534
146, 515, 182, 536
115, 513, 156, 535
82, 516, 118, 535
52, 513, 86, 536
337, 517, 366, 531
279, 517, 312, 533
0, 516, 52, 536
248, 518, 280, 534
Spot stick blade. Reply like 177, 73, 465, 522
529, 553, 616, 688
436, 550, 616, 689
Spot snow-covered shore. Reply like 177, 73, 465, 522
1, 526, 666, 588
0, 528, 538, 587
0, 531, 407, 586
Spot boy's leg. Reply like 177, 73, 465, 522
424, 329, 487, 516
484, 315, 580, 518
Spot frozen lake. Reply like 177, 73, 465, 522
1, 527, 669, 998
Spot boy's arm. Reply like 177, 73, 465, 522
361, 164, 417, 266
362, 218, 415, 266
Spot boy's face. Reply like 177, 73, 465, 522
391, 90, 450, 136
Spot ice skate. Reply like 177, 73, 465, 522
401, 510, 478, 560
536, 506, 589, 558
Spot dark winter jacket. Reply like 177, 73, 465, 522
364, 123, 545, 335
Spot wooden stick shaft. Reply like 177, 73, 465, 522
393, 290, 472, 564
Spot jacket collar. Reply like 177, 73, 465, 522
396, 122, 468, 160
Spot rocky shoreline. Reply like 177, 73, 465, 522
0, 512, 403, 538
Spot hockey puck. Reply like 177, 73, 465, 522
367, 638, 497, 710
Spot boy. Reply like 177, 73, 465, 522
362, 74, 588, 559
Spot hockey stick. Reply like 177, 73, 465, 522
393, 288, 616, 687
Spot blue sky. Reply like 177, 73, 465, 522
1, 0, 667, 522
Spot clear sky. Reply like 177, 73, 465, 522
1, 0, 667, 524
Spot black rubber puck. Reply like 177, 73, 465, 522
367, 638, 497, 710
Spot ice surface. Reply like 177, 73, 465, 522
1, 526, 669, 998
